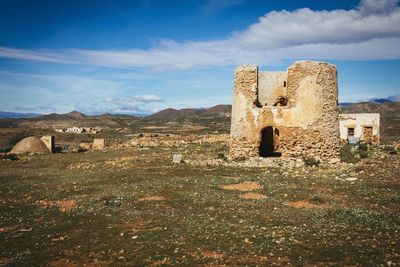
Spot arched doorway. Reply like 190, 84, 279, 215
259, 127, 280, 157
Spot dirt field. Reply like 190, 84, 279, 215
1, 139, 399, 266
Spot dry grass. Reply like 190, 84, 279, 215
286, 201, 319, 209
239, 192, 267, 200
138, 196, 167, 202
36, 199, 78, 212
0, 139, 399, 266
219, 181, 263, 191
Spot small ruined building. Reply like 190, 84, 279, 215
11, 136, 55, 154
84, 127, 102, 134
93, 138, 106, 150
64, 127, 101, 134
339, 113, 380, 144
65, 127, 85, 133
229, 61, 340, 160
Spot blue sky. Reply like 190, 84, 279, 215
0, 0, 399, 115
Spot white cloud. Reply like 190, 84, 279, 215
0, 0, 399, 70
0, 47, 74, 64
358, 0, 398, 15
132, 94, 165, 103
76, 95, 165, 115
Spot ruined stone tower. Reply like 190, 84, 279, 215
229, 61, 340, 160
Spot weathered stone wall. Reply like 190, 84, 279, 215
258, 71, 287, 106
229, 65, 260, 159
229, 61, 340, 161
40, 135, 55, 153
93, 138, 106, 150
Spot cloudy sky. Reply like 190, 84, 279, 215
0, 0, 399, 115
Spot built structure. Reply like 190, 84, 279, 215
11, 136, 53, 154
339, 113, 380, 144
229, 61, 340, 160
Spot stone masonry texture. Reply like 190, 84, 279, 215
229, 61, 340, 161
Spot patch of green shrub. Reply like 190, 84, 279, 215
0, 153, 19, 161
357, 144, 370, 159
340, 143, 370, 163
383, 146, 397, 155
310, 194, 327, 204
358, 143, 368, 152
304, 157, 320, 167
359, 150, 368, 159
340, 144, 357, 163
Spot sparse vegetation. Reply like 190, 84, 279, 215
309, 194, 328, 204
383, 145, 398, 155
1, 140, 399, 265
340, 144, 356, 163
0, 152, 18, 161
0, 102, 399, 265
0, 147, 10, 153
340, 143, 371, 163
303, 156, 320, 167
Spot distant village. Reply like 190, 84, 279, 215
54, 127, 102, 134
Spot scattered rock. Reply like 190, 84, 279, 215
329, 158, 340, 164
172, 154, 183, 163
202, 251, 225, 259
345, 177, 358, 181
79, 143, 92, 150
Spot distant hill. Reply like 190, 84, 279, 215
369, 98, 393, 104
339, 101, 399, 114
149, 108, 206, 120
35, 111, 88, 120
0, 111, 43, 118
340, 98, 393, 107
200, 104, 231, 117
149, 105, 231, 120
66, 111, 87, 119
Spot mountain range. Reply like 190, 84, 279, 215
0, 100, 398, 120
0, 111, 43, 119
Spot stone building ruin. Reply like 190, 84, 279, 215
11, 136, 55, 154
41, 135, 55, 153
93, 138, 106, 150
229, 61, 340, 160
339, 113, 380, 144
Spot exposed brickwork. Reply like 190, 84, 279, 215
229, 61, 340, 161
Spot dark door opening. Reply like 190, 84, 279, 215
259, 127, 281, 157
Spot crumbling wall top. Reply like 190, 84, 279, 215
235, 64, 258, 72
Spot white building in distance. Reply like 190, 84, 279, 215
339, 113, 380, 144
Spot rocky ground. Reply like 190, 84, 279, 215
0, 135, 399, 266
